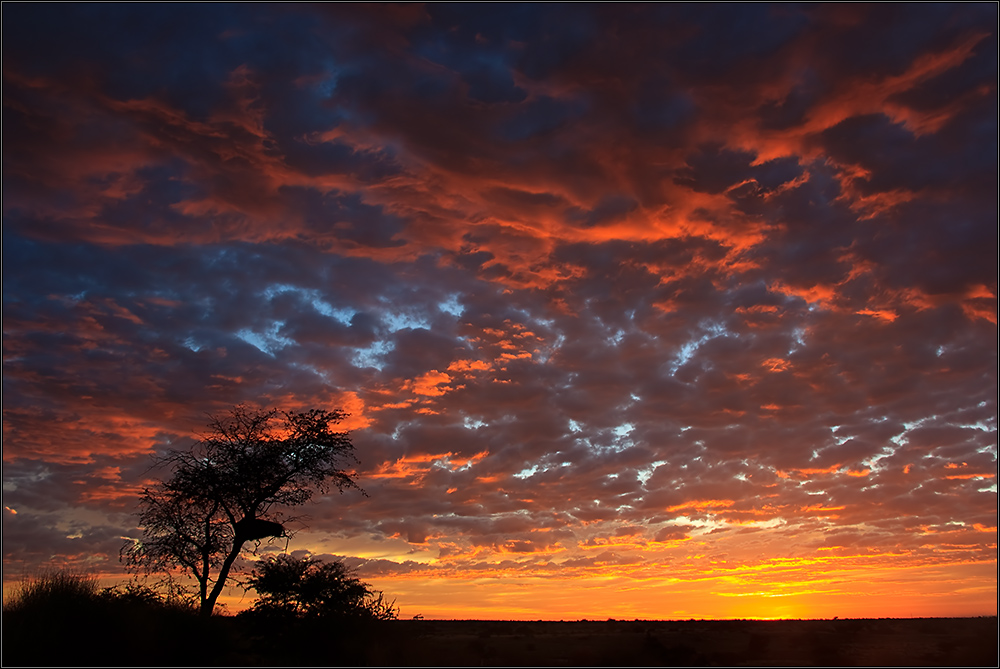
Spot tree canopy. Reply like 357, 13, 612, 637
244, 553, 398, 621
123, 405, 362, 616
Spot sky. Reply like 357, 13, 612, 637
2, 4, 997, 620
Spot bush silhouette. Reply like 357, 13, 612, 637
2, 572, 231, 666
243, 553, 398, 621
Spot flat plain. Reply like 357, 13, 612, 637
4, 611, 996, 666
359, 617, 997, 667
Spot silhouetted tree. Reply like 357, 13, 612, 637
123, 405, 362, 616
245, 553, 398, 620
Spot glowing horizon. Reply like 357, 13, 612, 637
2, 4, 996, 620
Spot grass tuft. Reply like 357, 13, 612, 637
3, 571, 101, 614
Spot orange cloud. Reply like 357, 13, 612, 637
407, 370, 453, 397
665, 499, 736, 513
856, 309, 898, 323
447, 359, 492, 373
761, 358, 790, 372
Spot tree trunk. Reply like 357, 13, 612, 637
200, 539, 245, 616
198, 545, 210, 611
198, 575, 208, 613
198, 502, 219, 615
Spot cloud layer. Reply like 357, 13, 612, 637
3, 4, 996, 618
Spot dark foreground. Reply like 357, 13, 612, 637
4, 612, 997, 666
364, 618, 998, 667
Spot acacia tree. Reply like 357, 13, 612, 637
123, 405, 362, 616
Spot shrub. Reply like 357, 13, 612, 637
3, 572, 225, 666
243, 554, 398, 621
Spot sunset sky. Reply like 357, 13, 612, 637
3, 4, 996, 620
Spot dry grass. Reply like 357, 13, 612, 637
3, 571, 101, 614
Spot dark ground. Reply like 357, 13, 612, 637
360, 618, 997, 667
3, 611, 997, 666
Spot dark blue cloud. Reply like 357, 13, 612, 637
808, 3, 996, 79
496, 95, 589, 142
666, 3, 808, 78
674, 145, 803, 196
